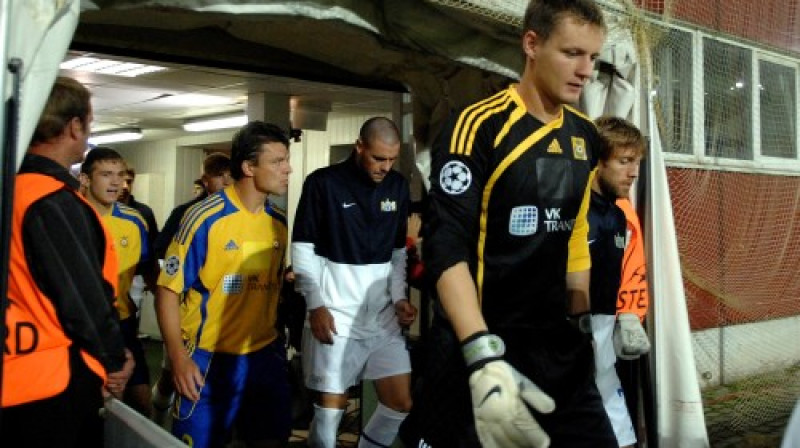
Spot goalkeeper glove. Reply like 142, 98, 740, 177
613, 312, 651, 360
462, 332, 556, 448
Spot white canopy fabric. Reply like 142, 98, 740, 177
646, 94, 710, 447
4, 0, 80, 170
77, 0, 522, 194
579, 19, 637, 120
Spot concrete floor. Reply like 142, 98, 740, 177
142, 337, 797, 448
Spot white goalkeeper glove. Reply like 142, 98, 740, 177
462, 332, 556, 448
613, 312, 651, 360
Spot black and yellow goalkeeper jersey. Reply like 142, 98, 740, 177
424, 84, 600, 331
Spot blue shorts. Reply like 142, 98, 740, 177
171, 342, 291, 448
119, 317, 150, 387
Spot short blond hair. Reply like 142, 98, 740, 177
594, 116, 646, 161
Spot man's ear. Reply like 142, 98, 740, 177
68, 117, 85, 140
240, 160, 254, 178
522, 30, 539, 59
355, 139, 366, 156
79, 172, 90, 188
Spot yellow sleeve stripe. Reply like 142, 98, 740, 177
463, 95, 512, 157
177, 195, 224, 244
567, 168, 595, 273
450, 89, 510, 156
475, 113, 564, 304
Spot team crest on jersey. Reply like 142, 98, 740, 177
164, 255, 180, 276
223, 274, 243, 294
380, 199, 397, 212
615, 233, 626, 248
509, 205, 538, 236
119, 236, 129, 248
547, 139, 563, 154
440, 160, 471, 195
571, 137, 587, 160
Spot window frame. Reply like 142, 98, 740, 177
648, 20, 800, 175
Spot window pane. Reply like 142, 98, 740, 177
652, 28, 693, 154
759, 60, 796, 159
703, 38, 752, 160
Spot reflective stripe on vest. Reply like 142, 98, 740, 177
615, 198, 649, 320
2, 173, 118, 406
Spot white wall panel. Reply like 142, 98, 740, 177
114, 130, 235, 227
327, 113, 390, 145
114, 139, 176, 228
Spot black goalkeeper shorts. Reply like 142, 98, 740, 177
399, 317, 617, 448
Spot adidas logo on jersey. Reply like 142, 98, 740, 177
547, 138, 562, 154
224, 239, 239, 251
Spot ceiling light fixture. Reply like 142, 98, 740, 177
183, 114, 248, 132
88, 127, 143, 145
60, 56, 167, 78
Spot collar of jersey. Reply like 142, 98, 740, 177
223, 184, 264, 215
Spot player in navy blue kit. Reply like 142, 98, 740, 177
589, 116, 648, 447
292, 117, 416, 448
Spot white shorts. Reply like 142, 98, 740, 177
301, 327, 411, 394
592, 314, 637, 446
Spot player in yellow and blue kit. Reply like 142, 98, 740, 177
80, 146, 156, 417
156, 121, 293, 448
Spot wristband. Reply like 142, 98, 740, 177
567, 312, 593, 334
461, 331, 505, 371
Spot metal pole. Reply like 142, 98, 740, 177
0, 0, 21, 427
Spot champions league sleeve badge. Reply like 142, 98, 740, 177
164, 255, 181, 276
440, 160, 472, 195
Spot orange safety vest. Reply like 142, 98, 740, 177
2, 173, 119, 407
615, 198, 649, 321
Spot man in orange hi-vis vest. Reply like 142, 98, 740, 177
589, 116, 649, 448
615, 195, 651, 444
1, 77, 133, 448
616, 198, 648, 321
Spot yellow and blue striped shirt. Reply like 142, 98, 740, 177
158, 185, 287, 355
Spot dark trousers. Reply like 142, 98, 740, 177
1, 348, 104, 448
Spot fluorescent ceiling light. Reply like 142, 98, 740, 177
89, 128, 143, 145
183, 114, 247, 132
60, 56, 167, 78
158, 93, 236, 107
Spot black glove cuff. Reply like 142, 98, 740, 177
461, 331, 505, 373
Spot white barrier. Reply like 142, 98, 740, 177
104, 398, 186, 448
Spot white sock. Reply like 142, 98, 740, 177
309, 404, 345, 448
358, 402, 408, 448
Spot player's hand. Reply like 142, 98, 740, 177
463, 333, 555, 448
309, 306, 337, 345
172, 353, 204, 402
105, 349, 134, 399
394, 299, 417, 326
613, 312, 651, 360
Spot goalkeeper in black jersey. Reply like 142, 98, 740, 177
400, 0, 617, 447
